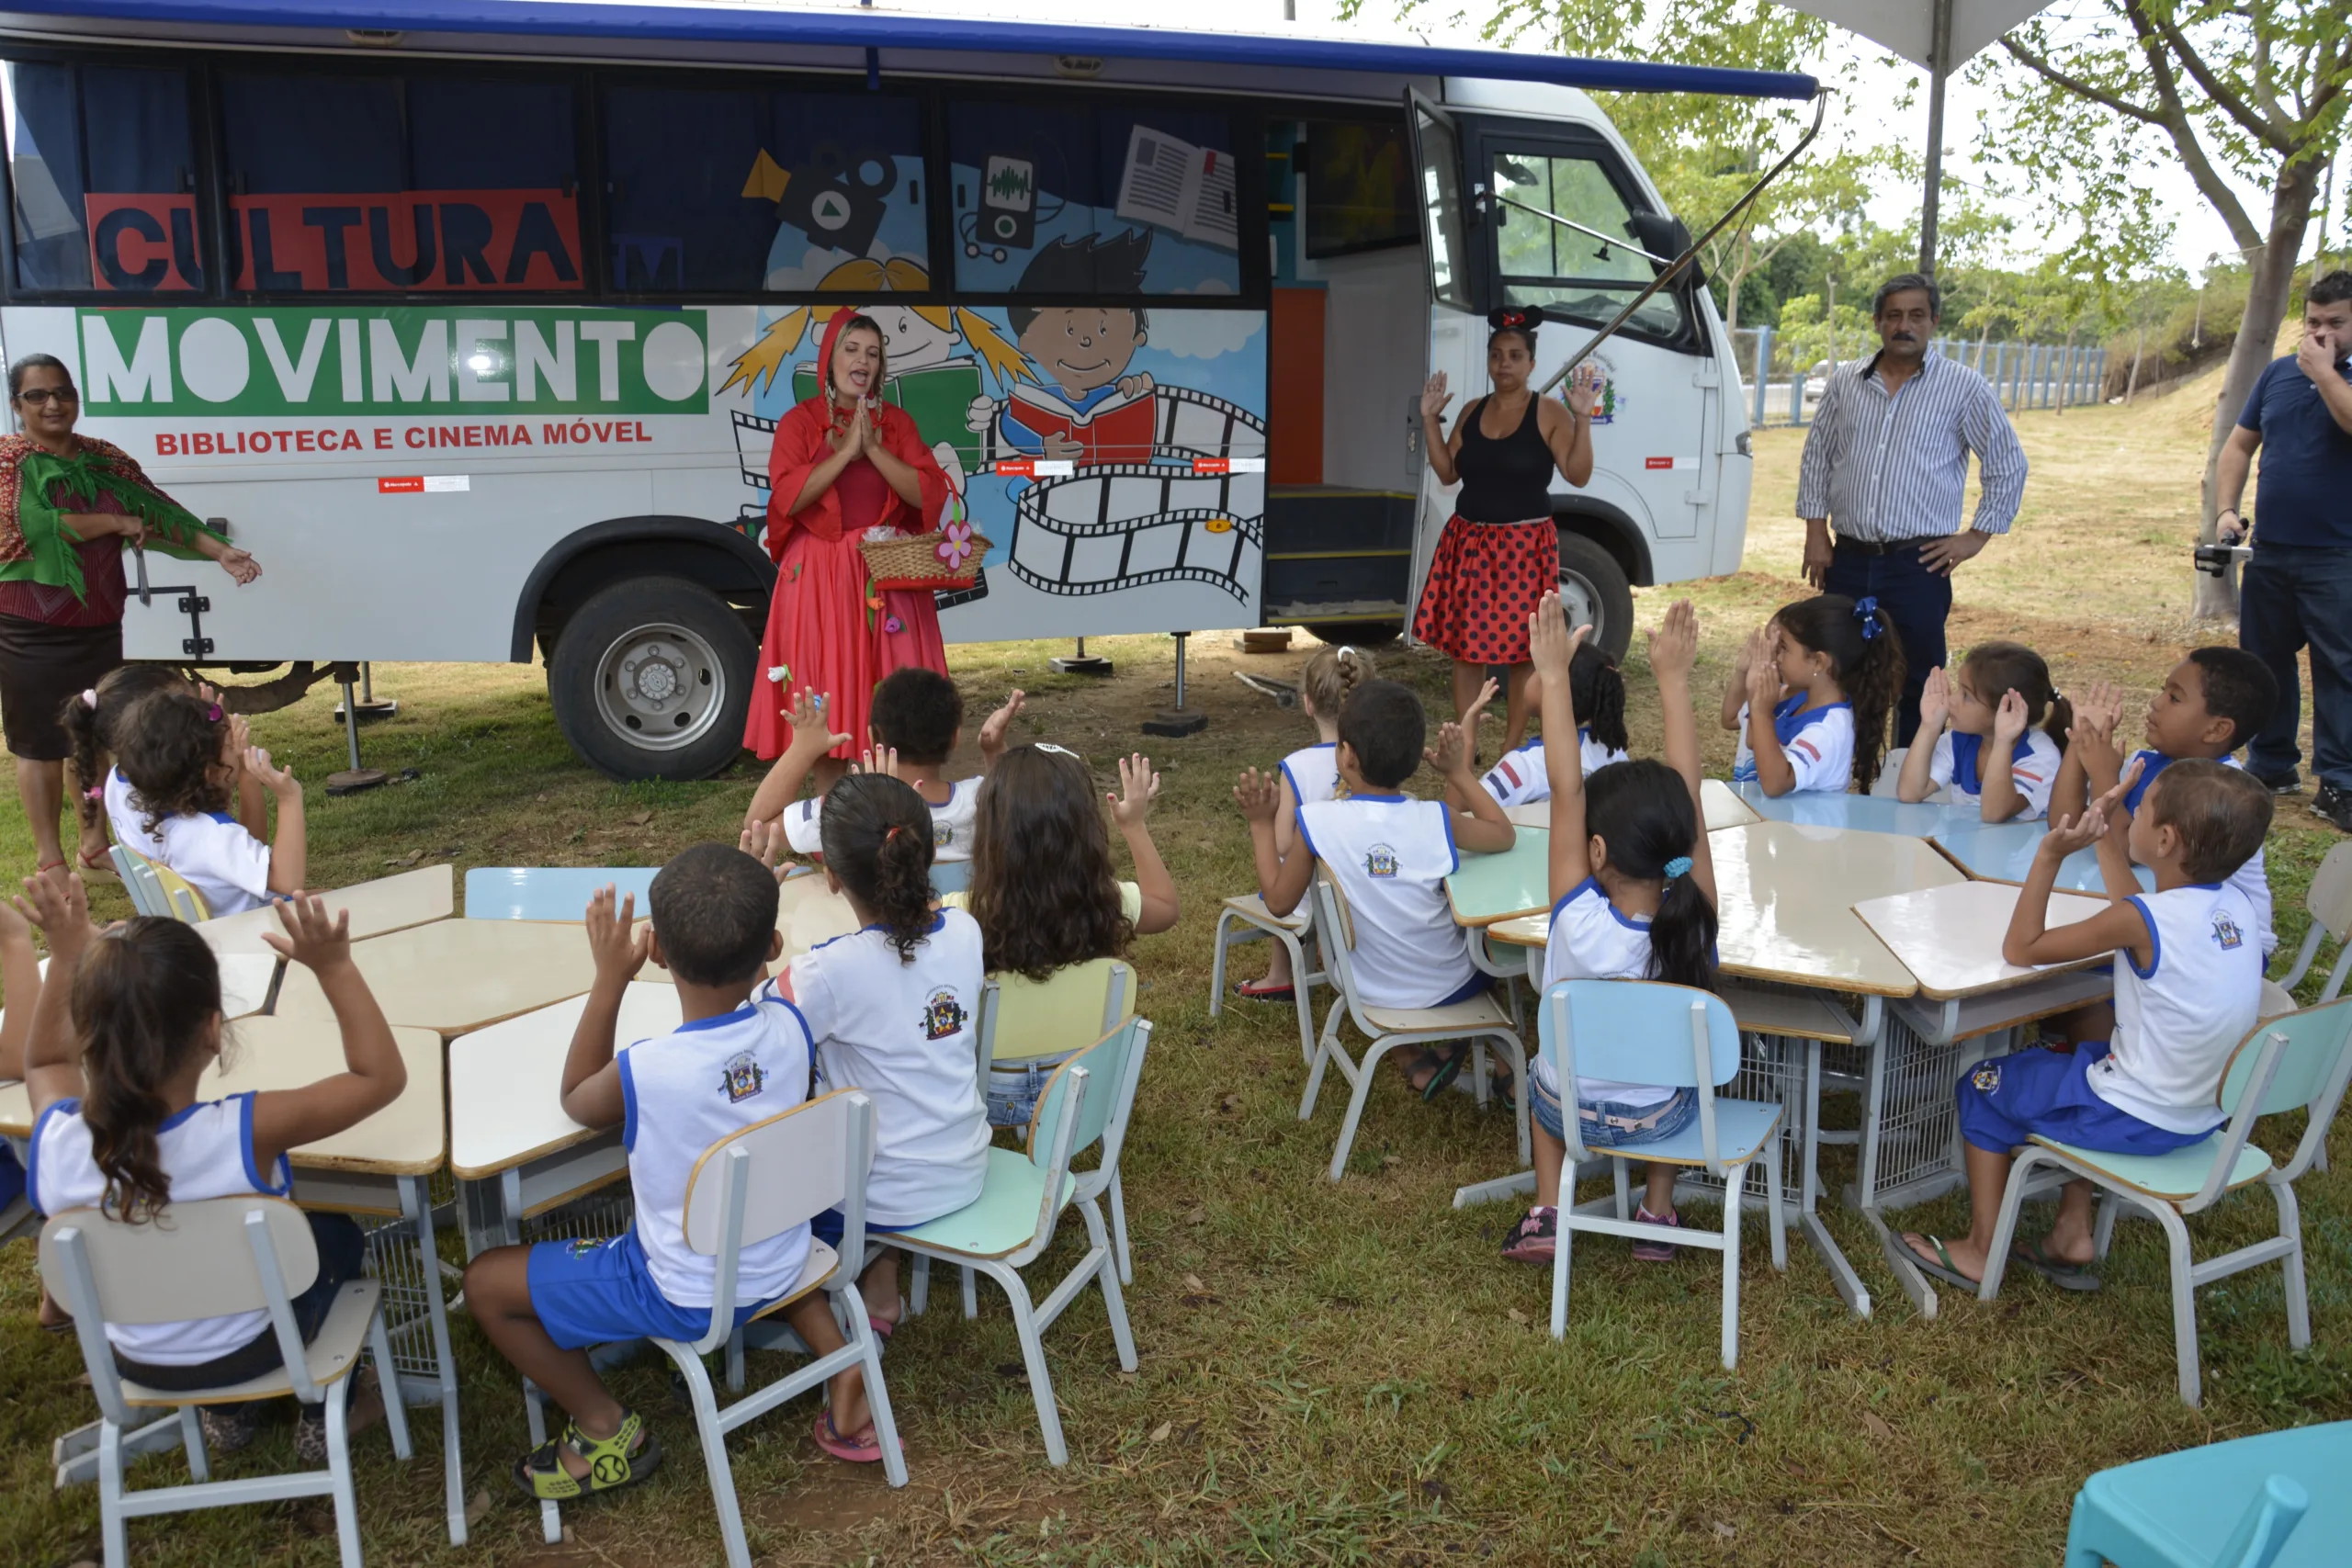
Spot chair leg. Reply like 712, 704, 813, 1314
1282, 930, 1317, 1068
2271, 1177, 2311, 1349
1209, 910, 1237, 1019
1550, 1154, 1577, 1340
325, 1379, 363, 1568
99, 1417, 129, 1568
1611, 1160, 1631, 1222
1470, 1040, 1490, 1108
1327, 1035, 1403, 1182
177, 1404, 209, 1483
1300, 1010, 1341, 1122
834, 1281, 909, 1488
524, 1379, 562, 1544
726, 1327, 746, 1393
962, 1264, 978, 1320
1977, 1151, 2042, 1303
1721, 1169, 1744, 1371
1492, 1033, 1532, 1166
2092, 1190, 2120, 1261
666, 1343, 754, 1568
1082, 1199, 1140, 1371
986, 1262, 1069, 1467
367, 1303, 414, 1461
2150, 1201, 2203, 1406
909, 1253, 929, 1317
1763, 1134, 1788, 1271
1107, 1166, 1135, 1286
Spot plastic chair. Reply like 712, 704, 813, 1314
2274, 840, 2352, 1005
40, 1197, 413, 1568
108, 844, 173, 919
463, 866, 659, 920
892, 1017, 1149, 1466
1979, 996, 2352, 1406
2064, 1421, 2349, 1566
149, 859, 211, 922
1305, 868, 1528, 1183
1541, 979, 1787, 1369
1208, 892, 1325, 1069
641, 1089, 904, 1568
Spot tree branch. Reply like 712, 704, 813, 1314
1998, 34, 2165, 124
2134, 0, 2292, 152
2117, 3, 2267, 248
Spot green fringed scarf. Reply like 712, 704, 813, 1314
4, 448, 224, 603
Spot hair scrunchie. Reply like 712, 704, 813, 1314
1663, 855, 1693, 881
79, 688, 98, 709
1852, 595, 1882, 641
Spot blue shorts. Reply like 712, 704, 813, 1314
1532, 1074, 1699, 1149
1954, 1043, 2212, 1158
526, 1229, 786, 1350
808, 1207, 916, 1250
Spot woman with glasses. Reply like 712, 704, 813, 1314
0, 354, 261, 878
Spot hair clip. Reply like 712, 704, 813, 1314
206, 703, 224, 721
1337, 646, 1356, 662
884, 823, 905, 842
1662, 855, 1693, 881
83, 784, 103, 802
1851, 596, 1881, 641
1034, 742, 1080, 759
80, 688, 99, 709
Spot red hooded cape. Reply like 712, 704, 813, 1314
763, 314, 950, 558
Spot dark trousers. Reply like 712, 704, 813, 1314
2240, 542, 2352, 792
113, 1212, 367, 1391
1824, 539, 1949, 749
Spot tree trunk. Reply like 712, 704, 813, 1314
2193, 157, 2324, 620
2125, 322, 2146, 402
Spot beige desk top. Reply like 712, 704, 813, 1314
36, 952, 277, 1021
775, 873, 861, 959
1502, 778, 1758, 837
195, 864, 455, 957
1851, 881, 2114, 1001
0, 1018, 443, 1173
447, 982, 684, 1180
1488, 821, 1959, 998
271, 919, 602, 1037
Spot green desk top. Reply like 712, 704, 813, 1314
1445, 828, 1553, 926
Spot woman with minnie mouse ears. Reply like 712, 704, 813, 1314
1414, 306, 1603, 754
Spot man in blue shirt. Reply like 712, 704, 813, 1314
2218, 269, 2352, 831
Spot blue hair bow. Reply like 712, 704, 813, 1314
1853, 595, 1881, 640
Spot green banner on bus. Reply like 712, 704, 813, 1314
76, 307, 709, 416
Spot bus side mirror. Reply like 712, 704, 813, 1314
1629, 211, 1702, 290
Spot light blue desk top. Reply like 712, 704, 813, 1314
1734, 782, 1976, 838
1444, 829, 1552, 926
1928, 819, 2154, 895
466, 866, 660, 921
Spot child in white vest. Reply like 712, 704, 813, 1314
1235, 641, 1373, 1003
463, 843, 886, 1496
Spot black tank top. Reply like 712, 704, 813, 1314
1453, 394, 1556, 524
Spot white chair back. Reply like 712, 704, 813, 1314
2206, 998, 2352, 1192
1542, 979, 1742, 1173
2277, 842, 2352, 1002
1310, 866, 1375, 1034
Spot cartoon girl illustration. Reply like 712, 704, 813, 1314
721, 257, 1033, 501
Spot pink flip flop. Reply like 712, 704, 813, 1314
867, 1314, 896, 1342
813, 1409, 888, 1464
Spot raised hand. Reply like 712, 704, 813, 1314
1419, 370, 1453, 422
1918, 666, 1951, 733
2074, 680, 2125, 749
1564, 362, 1602, 418
1993, 687, 2030, 745
1109, 753, 1160, 828
2039, 803, 2109, 861
262, 891, 353, 973
1234, 767, 1282, 825
244, 745, 300, 797
1459, 675, 1500, 740
852, 743, 903, 781
738, 819, 795, 882
15, 871, 98, 959
784, 689, 852, 760
978, 689, 1026, 765
582, 886, 651, 986
1745, 632, 1782, 711
1527, 590, 1585, 686
1425, 719, 1476, 778
1646, 599, 1699, 682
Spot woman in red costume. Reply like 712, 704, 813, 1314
746, 311, 951, 782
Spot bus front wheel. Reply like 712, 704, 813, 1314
1555, 531, 1635, 661
548, 577, 756, 781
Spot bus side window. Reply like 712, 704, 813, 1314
5, 59, 200, 294
1487, 148, 1683, 343
220, 67, 579, 295
600, 85, 927, 295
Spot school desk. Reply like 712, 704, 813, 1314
1928, 818, 2155, 896
1735, 782, 1973, 839
193, 863, 455, 956
1444, 828, 1552, 927
29, 950, 277, 1021
1501, 778, 1758, 835
33, 1017, 470, 1544
447, 982, 684, 1258
268, 918, 605, 1036
463, 866, 658, 922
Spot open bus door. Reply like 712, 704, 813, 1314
1402, 89, 1476, 651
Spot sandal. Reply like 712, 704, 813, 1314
813, 1408, 890, 1464
1233, 977, 1295, 1003
1500, 1206, 1557, 1265
1631, 1206, 1682, 1262
512, 1409, 662, 1500
1899, 1234, 1980, 1291
74, 844, 114, 877
1419, 1044, 1470, 1102
2010, 1235, 2101, 1292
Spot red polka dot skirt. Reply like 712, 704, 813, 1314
1411, 514, 1559, 665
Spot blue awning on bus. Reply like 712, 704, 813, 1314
6, 0, 1821, 101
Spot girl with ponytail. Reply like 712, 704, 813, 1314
57, 665, 232, 860
1503, 593, 1720, 1269
1453, 627, 1631, 815
1895, 639, 2072, 820
18, 874, 403, 1451
1727, 593, 1905, 795
1233, 641, 1373, 1002
786, 772, 990, 1337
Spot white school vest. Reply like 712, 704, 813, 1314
790, 908, 989, 1226
2123, 750, 2276, 954
153, 811, 273, 918
1930, 728, 2060, 819
1730, 697, 1855, 794
1478, 730, 1629, 809
104, 768, 164, 862
29, 1093, 291, 1366
1296, 793, 1470, 1010
2089, 882, 2263, 1134
783, 775, 981, 863
617, 979, 815, 1309
1539, 879, 1675, 1110
1277, 742, 1341, 809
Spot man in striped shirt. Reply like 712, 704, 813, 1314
1795, 273, 2029, 748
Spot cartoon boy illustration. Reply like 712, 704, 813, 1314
967, 231, 1160, 467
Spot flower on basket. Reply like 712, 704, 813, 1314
883, 615, 905, 635
935, 519, 978, 572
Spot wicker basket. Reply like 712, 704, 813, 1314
859, 526, 992, 592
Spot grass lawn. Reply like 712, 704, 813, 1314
1, 375, 2347, 1567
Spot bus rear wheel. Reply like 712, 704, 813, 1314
1555, 531, 1635, 661
548, 577, 755, 781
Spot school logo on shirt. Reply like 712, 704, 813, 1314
2211, 911, 2245, 951
922, 987, 969, 1041
717, 1051, 767, 1103
1364, 843, 1400, 878
935, 822, 954, 846
1971, 1063, 2002, 1094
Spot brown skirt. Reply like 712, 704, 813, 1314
0, 613, 122, 760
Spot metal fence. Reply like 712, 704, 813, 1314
1728, 327, 2109, 427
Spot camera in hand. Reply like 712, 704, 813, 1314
2193, 543, 2245, 578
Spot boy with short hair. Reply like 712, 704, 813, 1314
746, 669, 1023, 863
463, 842, 888, 1497
2059, 646, 2282, 953
1902, 758, 2273, 1292
1235, 677, 1515, 1096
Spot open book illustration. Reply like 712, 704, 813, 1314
1114, 125, 1238, 252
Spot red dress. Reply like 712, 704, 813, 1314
746, 397, 951, 761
